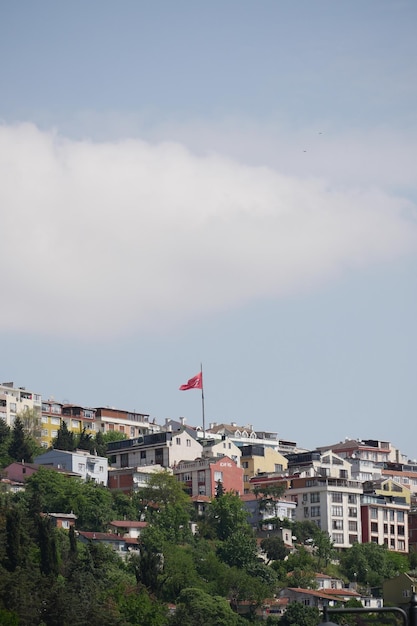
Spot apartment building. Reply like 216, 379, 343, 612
361, 484, 409, 553
0, 381, 42, 428
95, 406, 155, 439
34, 448, 108, 485
201, 437, 242, 466
240, 444, 288, 493
289, 475, 364, 548
173, 455, 244, 497
107, 430, 203, 469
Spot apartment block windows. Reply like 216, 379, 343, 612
186, 439, 191, 447
371, 522, 378, 533
398, 526, 405, 536
398, 511, 405, 522
332, 520, 343, 530
311, 506, 320, 517
310, 492, 320, 503
348, 494, 357, 504
332, 506, 343, 517
370, 507, 378, 519
348, 521, 357, 532
332, 533, 344, 544
176, 438, 181, 445
332, 492, 343, 503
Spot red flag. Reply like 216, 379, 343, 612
179, 372, 202, 391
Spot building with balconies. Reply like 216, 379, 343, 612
0, 381, 41, 429
173, 455, 244, 497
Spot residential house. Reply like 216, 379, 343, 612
45, 512, 77, 530
108, 520, 148, 539
383, 573, 417, 608
201, 437, 241, 466
107, 430, 203, 470
173, 455, 244, 497
77, 531, 138, 558
34, 449, 108, 485
107, 464, 169, 493
240, 492, 296, 529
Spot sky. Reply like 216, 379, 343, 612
1, 1, 416, 458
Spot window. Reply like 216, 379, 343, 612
398, 525, 405, 536
72, 420, 80, 429
349, 534, 358, 544
384, 524, 388, 534
348, 521, 357, 531
348, 508, 357, 517
99, 466, 104, 472
311, 506, 320, 517
398, 511, 405, 522
51, 430, 58, 438
370, 507, 378, 519
398, 540, 405, 551
391, 525, 395, 534
140, 451, 146, 459
332, 533, 344, 544
120, 453, 129, 468
244, 475, 249, 483
242, 461, 249, 468
348, 494, 357, 504
62, 520, 70, 529
304, 507, 309, 518
214, 471, 223, 483
186, 439, 191, 447
383, 510, 388, 520
390, 510, 395, 521
311, 492, 320, 503
42, 429, 48, 436
371, 522, 378, 532
332, 506, 343, 517
176, 437, 181, 445
333, 520, 343, 530
42, 416, 48, 423
78, 463, 85, 471
10, 402, 16, 412
275, 463, 283, 472
332, 492, 343, 502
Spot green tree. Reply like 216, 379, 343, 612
278, 601, 320, 626
217, 528, 258, 568
76, 427, 94, 452
52, 420, 76, 451
8, 416, 33, 462
38, 515, 59, 577
0, 418, 11, 468
204, 491, 250, 541
314, 530, 335, 569
170, 587, 243, 626
339, 542, 406, 588
260, 536, 289, 564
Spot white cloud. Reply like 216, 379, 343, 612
0, 122, 415, 339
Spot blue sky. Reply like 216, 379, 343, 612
1, 1, 416, 458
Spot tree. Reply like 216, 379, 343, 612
38, 515, 59, 577
253, 483, 287, 519
53, 420, 76, 451
260, 536, 289, 564
18, 407, 41, 440
278, 601, 320, 626
0, 418, 11, 468
170, 587, 243, 626
76, 427, 94, 452
204, 491, 250, 541
314, 530, 335, 569
217, 528, 258, 568
8, 416, 33, 462
339, 542, 407, 588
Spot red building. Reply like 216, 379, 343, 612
173, 456, 244, 497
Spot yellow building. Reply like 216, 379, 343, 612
240, 444, 288, 494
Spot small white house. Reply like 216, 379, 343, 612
34, 449, 108, 485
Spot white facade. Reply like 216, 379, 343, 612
0, 381, 42, 427
107, 430, 203, 469
34, 449, 108, 485
290, 476, 364, 548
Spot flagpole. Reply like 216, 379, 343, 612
201, 362, 206, 440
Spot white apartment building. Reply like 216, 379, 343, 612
290, 475, 364, 548
107, 430, 203, 469
34, 448, 108, 485
0, 381, 42, 427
